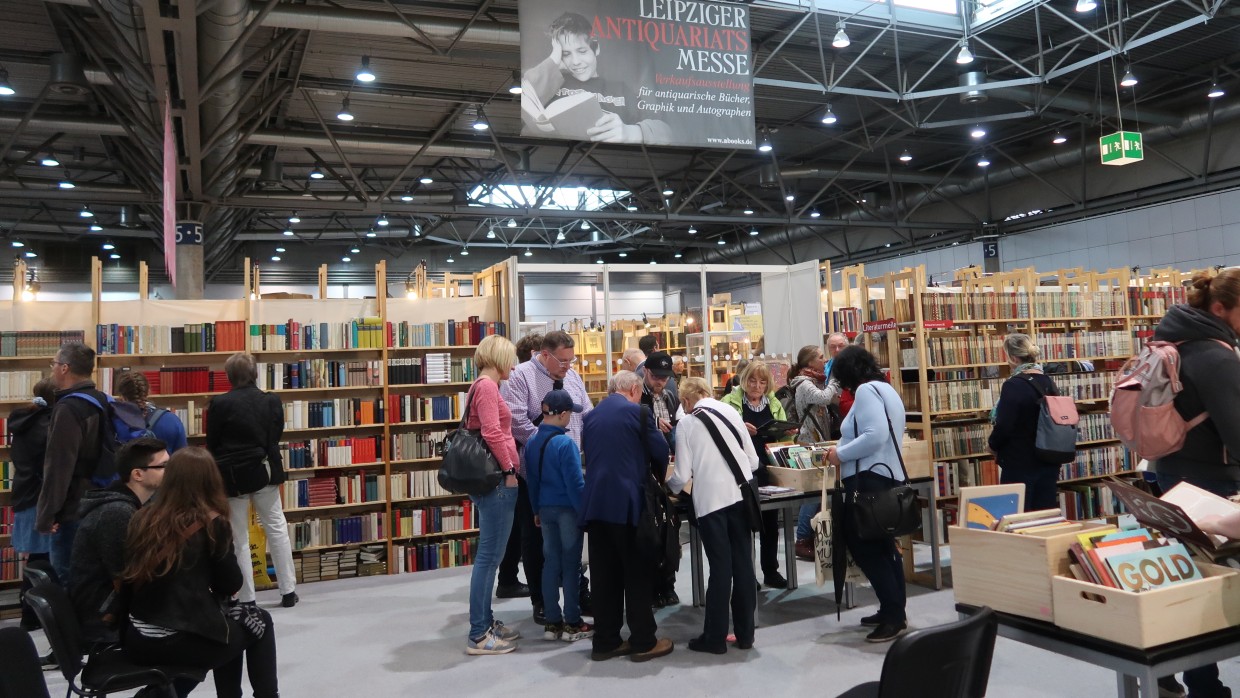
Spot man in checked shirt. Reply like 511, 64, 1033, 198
501, 331, 594, 624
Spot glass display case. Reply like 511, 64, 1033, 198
686, 331, 752, 393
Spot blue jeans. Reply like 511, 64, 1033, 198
1156, 474, 1237, 698
468, 484, 518, 641
797, 502, 820, 540
49, 519, 81, 587
539, 506, 584, 625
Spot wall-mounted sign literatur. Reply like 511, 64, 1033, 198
863, 318, 898, 333
519, 0, 755, 149
923, 320, 955, 329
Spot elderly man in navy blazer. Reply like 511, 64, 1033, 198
579, 370, 674, 663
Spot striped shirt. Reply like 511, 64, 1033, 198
501, 357, 593, 473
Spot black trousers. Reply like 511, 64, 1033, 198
841, 471, 908, 625
754, 464, 780, 575
999, 464, 1061, 511
498, 476, 544, 604
696, 501, 756, 648
123, 610, 278, 698
588, 521, 657, 654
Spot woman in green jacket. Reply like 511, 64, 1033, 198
722, 360, 796, 588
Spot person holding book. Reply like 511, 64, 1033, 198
721, 359, 795, 588
670, 377, 759, 654
795, 333, 850, 561
987, 333, 1062, 511
824, 346, 908, 643
120, 447, 279, 698
114, 371, 188, 454
207, 353, 298, 610
525, 389, 592, 643
522, 12, 673, 145
10, 378, 55, 632
1147, 268, 1240, 698
465, 335, 523, 655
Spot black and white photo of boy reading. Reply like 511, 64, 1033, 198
522, 12, 672, 144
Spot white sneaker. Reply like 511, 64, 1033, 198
491, 619, 521, 641
466, 628, 517, 655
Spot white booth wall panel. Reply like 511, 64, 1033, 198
761, 261, 822, 356
523, 284, 665, 328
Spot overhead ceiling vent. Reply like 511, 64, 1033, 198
47, 53, 91, 97
258, 160, 283, 186
758, 163, 779, 188
118, 205, 140, 228
959, 70, 988, 105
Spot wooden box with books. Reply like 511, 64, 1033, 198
1052, 563, 1240, 648
952, 519, 1112, 621
765, 444, 829, 492
767, 465, 827, 492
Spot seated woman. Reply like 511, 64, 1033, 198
121, 447, 279, 698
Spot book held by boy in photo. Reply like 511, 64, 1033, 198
521, 87, 605, 140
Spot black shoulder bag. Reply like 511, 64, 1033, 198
693, 406, 763, 532
438, 382, 503, 496
844, 385, 922, 541
635, 406, 679, 572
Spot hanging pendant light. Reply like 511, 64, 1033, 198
832, 22, 850, 49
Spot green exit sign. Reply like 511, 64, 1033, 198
1100, 130, 1143, 166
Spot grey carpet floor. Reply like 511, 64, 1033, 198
17, 553, 1240, 697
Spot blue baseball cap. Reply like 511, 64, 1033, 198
542, 389, 584, 415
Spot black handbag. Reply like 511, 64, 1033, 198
634, 406, 680, 572
437, 383, 503, 496
693, 406, 762, 532
843, 386, 922, 541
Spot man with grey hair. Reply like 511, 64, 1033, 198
620, 348, 645, 373
580, 370, 673, 662
208, 352, 299, 608
37, 341, 107, 584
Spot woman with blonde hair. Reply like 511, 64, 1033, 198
987, 333, 1062, 510
464, 334, 523, 655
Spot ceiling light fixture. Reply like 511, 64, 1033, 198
508, 70, 522, 95
288, 213, 300, 223
446, 254, 455, 263
523, 248, 533, 257
366, 229, 377, 238
955, 39, 974, 65
342, 255, 352, 263
757, 134, 773, 153
556, 231, 566, 241
108, 252, 119, 260
785, 193, 796, 202
355, 56, 376, 83
283, 229, 294, 236
716, 238, 726, 245
271, 255, 281, 262
276, 246, 285, 253
350, 246, 361, 254
472, 106, 489, 131
1052, 131, 1068, 144
400, 191, 413, 202
1120, 66, 1138, 88
460, 247, 469, 256
970, 125, 987, 139
810, 209, 821, 218
336, 97, 354, 121
977, 154, 991, 167
1075, 0, 1096, 11
674, 251, 683, 258
89, 224, 102, 232
419, 176, 433, 184
79, 206, 93, 219
662, 188, 674, 196
749, 227, 759, 236
508, 218, 517, 228
619, 252, 628, 258
101, 240, 115, 250
832, 21, 850, 49
649, 259, 657, 265
595, 258, 604, 264
486, 228, 496, 239
309, 165, 325, 180
58, 180, 75, 189
0, 69, 13, 97
821, 104, 838, 125
376, 214, 389, 226
743, 207, 754, 215
1208, 84, 1225, 99
10, 239, 23, 248
899, 149, 913, 162
688, 225, 697, 235
626, 205, 638, 211
39, 153, 59, 167
581, 220, 590, 230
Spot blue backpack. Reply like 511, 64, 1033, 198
63, 393, 165, 487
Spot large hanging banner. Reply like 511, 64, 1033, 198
519, 0, 755, 149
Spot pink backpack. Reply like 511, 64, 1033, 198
1110, 340, 1230, 459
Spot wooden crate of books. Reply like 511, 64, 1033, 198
1052, 563, 1240, 648
768, 465, 827, 492
951, 521, 1111, 621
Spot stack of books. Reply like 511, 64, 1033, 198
993, 509, 1073, 534
1067, 526, 1203, 592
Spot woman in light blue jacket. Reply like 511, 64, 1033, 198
825, 346, 908, 644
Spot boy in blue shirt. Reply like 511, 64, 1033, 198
527, 389, 592, 642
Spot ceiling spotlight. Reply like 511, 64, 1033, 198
757, 135, 773, 153
688, 225, 697, 235
885, 243, 892, 248
619, 252, 628, 258
446, 254, 455, 264
580, 220, 591, 230
662, 188, 674, 196
1120, 66, 1138, 88
523, 248, 533, 257
336, 97, 354, 121
716, 238, 726, 245
376, 214, 389, 226
970, 125, 987, 139
821, 104, 838, 125
832, 21, 850, 49
743, 207, 754, 215
595, 258, 604, 264
472, 106, 489, 131
9, 239, 23, 248
508, 70, 522, 95
486, 228, 496, 239
271, 255, 281, 262
101, 240, 115, 250
626, 205, 638, 211
419, 176, 433, 184
366, 230, 377, 238
508, 218, 517, 228
79, 206, 93, 219
899, 149, 913, 162
749, 227, 759, 236
308, 165, 325, 180
649, 259, 657, 265
350, 246, 361, 254
1052, 131, 1068, 144
342, 255, 352, 262
674, 251, 683, 258
275, 246, 286, 253
460, 247, 469, 256
810, 209, 821, 218
955, 39, 974, 65
355, 56, 376, 83
39, 153, 59, 167
400, 191, 413, 202
0, 69, 13, 96
283, 229, 294, 236
556, 231, 566, 241
89, 224, 103, 232
785, 193, 795, 201
977, 155, 991, 167
23, 250, 35, 258
1075, 0, 1096, 11
1209, 84, 1225, 99
288, 213, 300, 223
108, 253, 119, 260
58, 180, 75, 189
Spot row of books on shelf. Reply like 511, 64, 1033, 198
916, 335, 1006, 367
290, 514, 384, 550
0, 504, 11, 535
0, 461, 10, 490
389, 318, 506, 348
909, 373, 1117, 413
99, 367, 231, 396
1060, 484, 1127, 520
97, 322, 248, 356
0, 331, 84, 357
921, 293, 1030, 321
250, 318, 385, 352
1031, 291, 1130, 319
393, 538, 477, 573
1036, 331, 1132, 360
1059, 445, 1131, 480
1127, 287, 1187, 316
387, 393, 466, 424
256, 360, 382, 391
282, 398, 384, 429
281, 474, 386, 509
0, 546, 20, 582
293, 548, 380, 584
282, 437, 384, 470
1068, 526, 1201, 593
387, 356, 476, 385
0, 371, 44, 400
934, 458, 1000, 497
391, 502, 476, 539
390, 430, 449, 462
932, 412, 1115, 460
389, 468, 453, 499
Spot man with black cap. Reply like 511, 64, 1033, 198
640, 351, 685, 608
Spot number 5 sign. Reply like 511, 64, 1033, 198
982, 241, 1000, 259
176, 221, 203, 245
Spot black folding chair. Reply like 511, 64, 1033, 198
0, 626, 53, 698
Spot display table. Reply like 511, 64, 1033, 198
956, 603, 1240, 698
